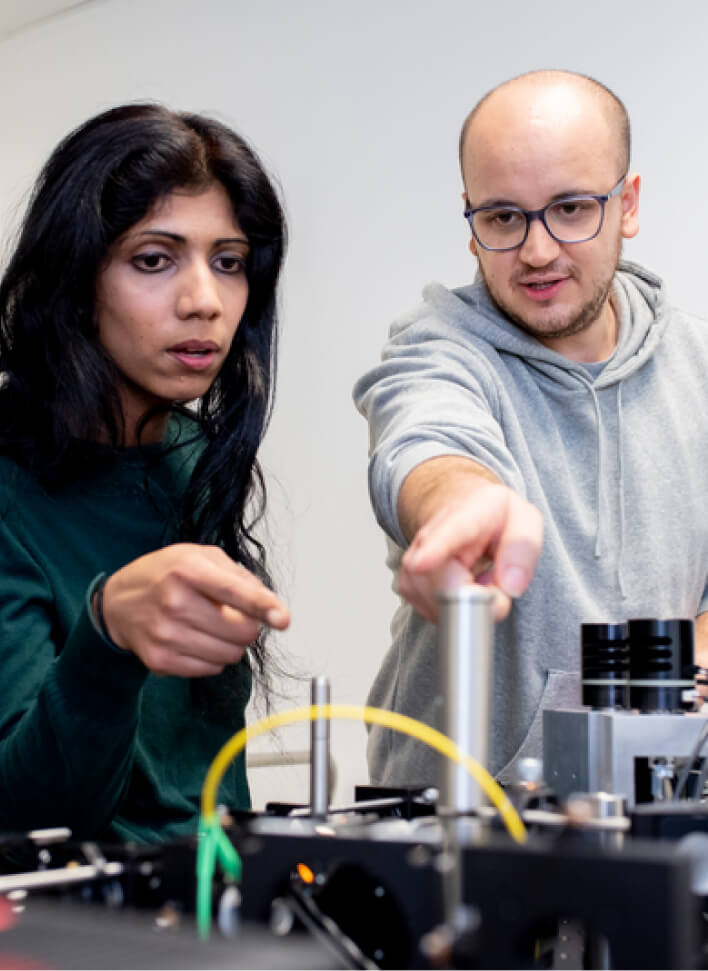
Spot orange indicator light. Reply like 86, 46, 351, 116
296, 863, 315, 884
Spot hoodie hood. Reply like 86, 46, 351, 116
418, 259, 668, 390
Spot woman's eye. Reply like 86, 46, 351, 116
133, 252, 170, 272
214, 254, 245, 274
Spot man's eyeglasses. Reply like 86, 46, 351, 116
463, 175, 627, 252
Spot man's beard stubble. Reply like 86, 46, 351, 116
477, 243, 622, 343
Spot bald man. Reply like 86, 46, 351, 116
354, 70, 708, 789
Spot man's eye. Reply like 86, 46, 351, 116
482, 209, 522, 228
133, 252, 170, 272
551, 199, 596, 220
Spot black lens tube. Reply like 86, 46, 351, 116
581, 622, 630, 709
627, 618, 694, 712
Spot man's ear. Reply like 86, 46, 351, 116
462, 193, 478, 256
620, 172, 640, 240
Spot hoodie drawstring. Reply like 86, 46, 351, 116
616, 383, 626, 598
581, 376, 627, 599
587, 384, 604, 558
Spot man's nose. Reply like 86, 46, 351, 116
176, 261, 222, 319
518, 214, 561, 266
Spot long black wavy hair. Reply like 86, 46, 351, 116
0, 103, 287, 702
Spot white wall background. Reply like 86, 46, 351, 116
1, 0, 707, 808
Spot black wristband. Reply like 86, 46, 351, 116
92, 574, 114, 643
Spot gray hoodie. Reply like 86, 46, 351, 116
354, 260, 708, 786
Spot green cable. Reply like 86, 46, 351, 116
196, 818, 219, 939
214, 823, 242, 879
196, 815, 244, 939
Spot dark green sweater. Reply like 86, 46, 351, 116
0, 421, 251, 844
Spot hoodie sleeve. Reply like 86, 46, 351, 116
0, 518, 148, 836
353, 318, 525, 549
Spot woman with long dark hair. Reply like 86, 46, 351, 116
0, 103, 290, 842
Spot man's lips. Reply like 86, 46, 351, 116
518, 277, 569, 301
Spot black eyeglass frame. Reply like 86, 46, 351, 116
463, 174, 627, 252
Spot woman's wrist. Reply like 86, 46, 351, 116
91, 574, 119, 647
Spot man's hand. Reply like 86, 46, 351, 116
98, 544, 290, 677
694, 613, 708, 703
397, 457, 543, 622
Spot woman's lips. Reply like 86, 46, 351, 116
168, 341, 218, 371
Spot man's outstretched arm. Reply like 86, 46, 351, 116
396, 455, 544, 622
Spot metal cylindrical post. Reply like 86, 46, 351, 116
436, 585, 494, 938
309, 676, 330, 819
567, 792, 626, 970
436, 585, 495, 815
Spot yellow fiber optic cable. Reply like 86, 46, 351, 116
201, 703, 527, 843
196, 704, 528, 937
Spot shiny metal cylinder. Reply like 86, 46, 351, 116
578, 792, 625, 970
437, 586, 495, 815
587, 791, 626, 850
309, 676, 330, 819
436, 585, 495, 936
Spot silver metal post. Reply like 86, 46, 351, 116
436, 585, 495, 934
309, 676, 330, 819
567, 792, 625, 969
437, 585, 495, 817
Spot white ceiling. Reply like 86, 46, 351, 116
0, 0, 91, 40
